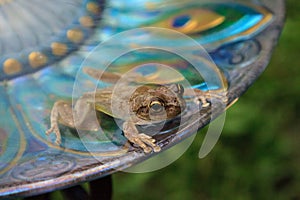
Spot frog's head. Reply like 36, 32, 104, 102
129, 83, 186, 121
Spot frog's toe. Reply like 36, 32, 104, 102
143, 146, 152, 154
45, 127, 53, 135
55, 138, 61, 145
153, 145, 161, 152
139, 133, 155, 142
139, 134, 161, 153
201, 102, 210, 108
193, 96, 209, 108
46, 125, 62, 145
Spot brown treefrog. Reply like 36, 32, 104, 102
46, 68, 226, 153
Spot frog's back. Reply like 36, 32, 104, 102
94, 85, 137, 119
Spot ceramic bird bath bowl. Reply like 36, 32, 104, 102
0, 0, 285, 197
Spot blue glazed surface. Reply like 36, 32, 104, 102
101, 2, 273, 49
0, 0, 282, 196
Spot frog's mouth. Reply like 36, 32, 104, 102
136, 111, 183, 136
134, 103, 185, 122
136, 101, 198, 137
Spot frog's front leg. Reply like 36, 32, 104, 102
184, 88, 227, 107
123, 121, 161, 153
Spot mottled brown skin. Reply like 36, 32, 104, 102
46, 67, 226, 153
129, 84, 185, 122
46, 81, 186, 153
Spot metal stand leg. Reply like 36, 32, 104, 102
61, 185, 89, 200
23, 193, 50, 200
89, 175, 113, 200
22, 175, 113, 200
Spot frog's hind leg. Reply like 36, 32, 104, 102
83, 67, 146, 84
83, 67, 122, 83
46, 101, 74, 144
46, 98, 99, 144
123, 121, 161, 153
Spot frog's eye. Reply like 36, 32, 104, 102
149, 100, 165, 113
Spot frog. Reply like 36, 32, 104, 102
46, 67, 227, 153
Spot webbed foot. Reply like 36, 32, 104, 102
185, 88, 227, 107
123, 122, 161, 153
136, 133, 161, 153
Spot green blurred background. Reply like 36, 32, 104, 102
112, 1, 300, 199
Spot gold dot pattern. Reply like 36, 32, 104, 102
87, 2, 100, 15
1, 0, 103, 80
79, 16, 94, 28
3, 59, 22, 75
67, 29, 84, 44
29, 52, 48, 68
51, 42, 68, 56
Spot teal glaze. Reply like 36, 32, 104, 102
0, 1, 271, 177
3, 69, 127, 156
0, 85, 24, 175
101, 2, 273, 50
